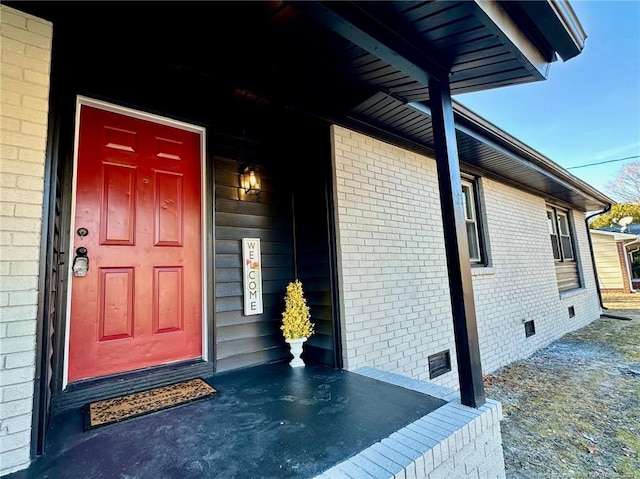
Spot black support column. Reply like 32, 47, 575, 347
429, 77, 485, 408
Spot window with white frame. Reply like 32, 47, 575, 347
547, 209, 561, 260
547, 207, 575, 262
461, 177, 484, 264
547, 205, 580, 291
557, 212, 575, 261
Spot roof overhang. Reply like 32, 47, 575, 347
9, 1, 588, 101
8, 1, 602, 210
345, 91, 613, 212
295, 0, 587, 96
451, 101, 613, 211
11, 0, 587, 92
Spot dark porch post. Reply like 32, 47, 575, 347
428, 77, 485, 408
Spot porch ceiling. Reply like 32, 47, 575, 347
293, 0, 555, 96
11, 1, 603, 210
12, 1, 580, 108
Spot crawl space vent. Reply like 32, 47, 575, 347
568, 306, 575, 318
524, 320, 536, 338
428, 350, 451, 379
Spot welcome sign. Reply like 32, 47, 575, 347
242, 238, 263, 315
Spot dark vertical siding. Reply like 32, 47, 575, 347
47, 176, 61, 415
289, 129, 338, 367
34, 86, 74, 452
213, 114, 339, 372
34, 159, 60, 456
214, 150, 295, 372
293, 189, 336, 365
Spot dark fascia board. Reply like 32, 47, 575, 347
449, 101, 614, 209
513, 0, 587, 61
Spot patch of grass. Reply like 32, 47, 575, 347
602, 292, 640, 310
565, 317, 640, 362
485, 316, 640, 478
616, 430, 640, 477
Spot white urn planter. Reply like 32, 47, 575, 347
286, 337, 307, 367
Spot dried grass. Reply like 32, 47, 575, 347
602, 292, 640, 310
484, 312, 640, 478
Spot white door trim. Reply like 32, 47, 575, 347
63, 96, 208, 388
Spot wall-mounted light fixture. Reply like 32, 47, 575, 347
241, 166, 261, 195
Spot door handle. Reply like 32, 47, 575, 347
72, 247, 89, 277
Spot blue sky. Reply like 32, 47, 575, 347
455, 1, 640, 203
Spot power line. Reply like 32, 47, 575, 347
566, 155, 640, 170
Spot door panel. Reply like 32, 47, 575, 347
68, 104, 202, 382
98, 267, 134, 340
154, 171, 183, 246
101, 163, 136, 245
154, 266, 183, 333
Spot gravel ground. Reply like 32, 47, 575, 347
484, 298, 640, 478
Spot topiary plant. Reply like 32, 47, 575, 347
280, 280, 315, 340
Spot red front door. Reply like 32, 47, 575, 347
68, 104, 203, 382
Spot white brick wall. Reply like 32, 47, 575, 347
331, 125, 601, 388
472, 178, 600, 373
331, 125, 458, 389
0, 5, 52, 475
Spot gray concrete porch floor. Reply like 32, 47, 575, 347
5, 363, 447, 479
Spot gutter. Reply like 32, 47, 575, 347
585, 204, 612, 311
515, 0, 587, 61
549, 0, 587, 57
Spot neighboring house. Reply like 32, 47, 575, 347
592, 225, 640, 292
0, 1, 613, 476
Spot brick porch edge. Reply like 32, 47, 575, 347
315, 367, 506, 479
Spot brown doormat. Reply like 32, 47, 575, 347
84, 378, 217, 430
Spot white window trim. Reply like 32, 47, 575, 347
547, 206, 576, 263
461, 177, 484, 264
556, 211, 574, 261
